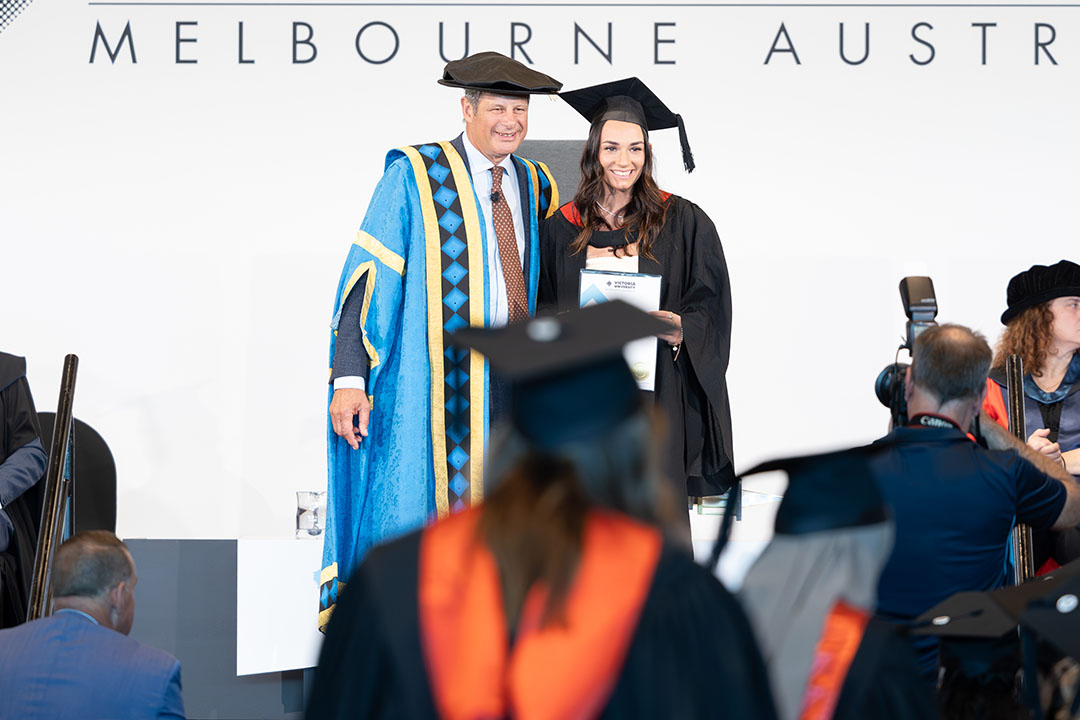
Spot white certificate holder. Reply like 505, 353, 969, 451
579, 268, 662, 391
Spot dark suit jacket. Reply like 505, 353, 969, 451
0, 610, 185, 719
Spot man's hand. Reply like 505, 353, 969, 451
330, 389, 371, 450
1027, 428, 1063, 462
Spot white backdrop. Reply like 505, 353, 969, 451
2, 1, 1076, 540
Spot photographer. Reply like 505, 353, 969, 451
869, 324, 1080, 677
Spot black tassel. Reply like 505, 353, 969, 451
675, 113, 695, 173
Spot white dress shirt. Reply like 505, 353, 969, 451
460, 132, 527, 329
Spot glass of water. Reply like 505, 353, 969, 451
296, 491, 327, 539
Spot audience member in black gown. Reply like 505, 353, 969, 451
0, 352, 48, 629
918, 557, 1080, 718
738, 448, 937, 720
307, 303, 777, 720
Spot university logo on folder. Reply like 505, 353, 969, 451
578, 269, 662, 391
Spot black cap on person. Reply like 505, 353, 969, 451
559, 77, 696, 173
1001, 259, 1080, 324
451, 302, 669, 448
438, 51, 562, 95
911, 558, 1080, 642
910, 560, 1080, 679
1019, 560, 1080, 660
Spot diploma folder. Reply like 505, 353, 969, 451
578, 268, 662, 391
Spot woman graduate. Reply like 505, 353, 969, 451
306, 303, 777, 720
537, 78, 734, 503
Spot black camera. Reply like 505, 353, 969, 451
875, 277, 938, 427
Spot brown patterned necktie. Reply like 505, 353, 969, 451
490, 165, 528, 323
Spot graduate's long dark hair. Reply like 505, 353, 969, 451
570, 119, 670, 261
477, 409, 675, 631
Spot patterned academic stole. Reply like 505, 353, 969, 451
518, 155, 559, 224
799, 600, 870, 720
400, 142, 487, 518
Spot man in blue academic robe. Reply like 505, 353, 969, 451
319, 53, 561, 627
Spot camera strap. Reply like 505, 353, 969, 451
907, 413, 963, 432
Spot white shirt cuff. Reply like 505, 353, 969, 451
333, 376, 366, 392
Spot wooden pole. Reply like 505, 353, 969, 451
26, 354, 78, 621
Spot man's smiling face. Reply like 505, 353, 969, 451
462, 93, 530, 164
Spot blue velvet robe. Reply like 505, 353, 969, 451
319, 139, 556, 627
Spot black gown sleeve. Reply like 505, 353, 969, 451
0, 362, 46, 628
305, 566, 406, 720
0, 373, 47, 507
679, 202, 732, 381
0, 357, 44, 464
306, 531, 437, 720
601, 545, 778, 719
678, 200, 735, 486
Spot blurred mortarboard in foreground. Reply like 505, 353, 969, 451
708, 445, 887, 571
438, 51, 562, 95
912, 560, 1080, 705
452, 302, 669, 448
738, 446, 888, 535
913, 558, 1080, 641
559, 77, 696, 173
1021, 562, 1080, 660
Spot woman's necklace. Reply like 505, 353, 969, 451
595, 200, 625, 223
591, 200, 632, 253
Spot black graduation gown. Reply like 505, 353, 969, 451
306, 530, 778, 720
833, 617, 939, 720
538, 197, 735, 497
0, 353, 46, 629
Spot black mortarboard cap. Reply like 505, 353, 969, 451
1020, 561, 1080, 660
739, 446, 888, 535
914, 591, 1022, 639
559, 77, 696, 173
911, 561, 1080, 686
913, 559, 1080, 640
1001, 259, 1080, 324
451, 302, 669, 448
438, 51, 562, 96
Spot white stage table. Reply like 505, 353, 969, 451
229, 475, 785, 676
236, 537, 325, 676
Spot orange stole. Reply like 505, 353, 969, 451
799, 600, 870, 720
982, 377, 1010, 430
418, 508, 662, 720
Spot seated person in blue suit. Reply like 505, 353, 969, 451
0, 530, 185, 720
